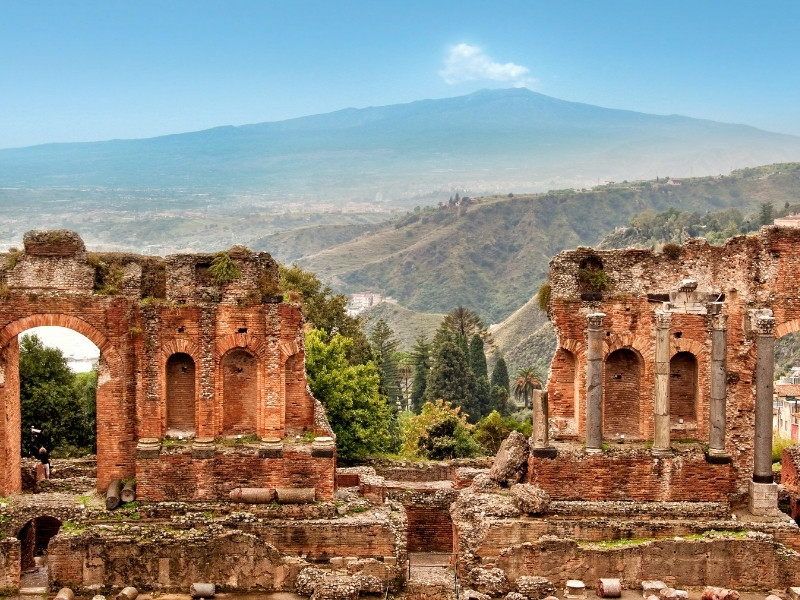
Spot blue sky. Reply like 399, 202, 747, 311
1, 1, 799, 149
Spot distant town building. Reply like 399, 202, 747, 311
346, 292, 384, 316
775, 366, 800, 442
774, 214, 800, 228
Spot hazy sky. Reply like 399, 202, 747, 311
2, 1, 799, 149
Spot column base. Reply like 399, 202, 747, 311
651, 447, 673, 458
532, 446, 558, 459
585, 447, 603, 455
749, 480, 779, 516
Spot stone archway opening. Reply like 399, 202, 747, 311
603, 348, 642, 439
18, 326, 99, 491
18, 515, 62, 586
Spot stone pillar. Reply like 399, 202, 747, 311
586, 313, 605, 453
708, 309, 729, 459
531, 389, 557, 458
652, 311, 672, 457
750, 313, 778, 515
753, 314, 775, 484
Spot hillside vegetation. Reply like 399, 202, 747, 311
292, 163, 800, 324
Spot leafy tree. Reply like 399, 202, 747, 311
410, 334, 430, 413
368, 319, 401, 403
304, 328, 396, 461
512, 366, 544, 409
491, 356, 510, 393
425, 340, 480, 422
401, 400, 481, 459
473, 410, 532, 454
19, 334, 95, 457
279, 264, 371, 364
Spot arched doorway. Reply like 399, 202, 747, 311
670, 351, 698, 430
18, 515, 62, 585
603, 348, 641, 438
222, 348, 258, 436
166, 353, 196, 436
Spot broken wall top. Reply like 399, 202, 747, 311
2, 230, 281, 304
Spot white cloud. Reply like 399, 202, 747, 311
440, 43, 535, 87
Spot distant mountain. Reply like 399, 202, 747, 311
3, 88, 800, 206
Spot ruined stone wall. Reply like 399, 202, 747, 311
528, 448, 734, 502
47, 519, 399, 592
0, 230, 334, 500
494, 536, 800, 589
0, 537, 20, 591
136, 444, 335, 501
545, 227, 800, 496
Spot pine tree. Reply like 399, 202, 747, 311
368, 319, 401, 404
469, 334, 488, 379
491, 356, 510, 393
425, 340, 480, 422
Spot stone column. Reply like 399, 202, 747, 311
531, 389, 557, 458
753, 314, 775, 484
750, 313, 778, 515
652, 311, 672, 457
586, 313, 605, 453
708, 309, 729, 459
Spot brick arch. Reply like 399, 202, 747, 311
0, 313, 120, 371
213, 333, 270, 363
279, 339, 300, 362
559, 338, 585, 357
161, 338, 202, 364
775, 318, 800, 339
670, 338, 706, 359
604, 333, 653, 363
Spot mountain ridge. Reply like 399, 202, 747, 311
3, 88, 800, 202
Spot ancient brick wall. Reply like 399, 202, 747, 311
0, 230, 334, 500
528, 448, 735, 502
405, 506, 454, 552
494, 536, 800, 589
545, 227, 800, 495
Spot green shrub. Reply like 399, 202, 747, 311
537, 282, 551, 311
208, 251, 241, 284
773, 435, 794, 463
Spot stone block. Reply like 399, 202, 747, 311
565, 580, 586, 599
749, 481, 779, 516
788, 588, 800, 600
642, 582, 667, 597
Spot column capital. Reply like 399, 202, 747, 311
711, 313, 728, 331
755, 315, 776, 336
587, 312, 606, 329
655, 311, 672, 329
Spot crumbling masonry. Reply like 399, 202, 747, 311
542, 226, 800, 512
0, 230, 335, 501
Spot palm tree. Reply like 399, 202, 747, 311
512, 366, 543, 409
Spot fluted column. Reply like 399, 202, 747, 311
586, 313, 605, 453
753, 314, 776, 484
652, 310, 672, 457
708, 310, 729, 458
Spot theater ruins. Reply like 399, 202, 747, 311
2, 228, 800, 598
